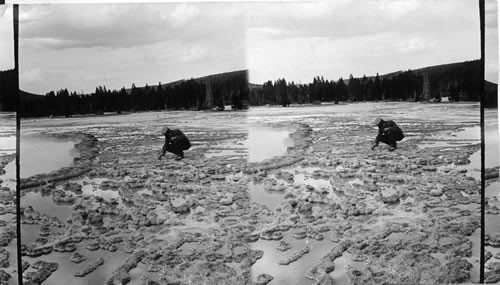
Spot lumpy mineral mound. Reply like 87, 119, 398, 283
18, 103, 482, 284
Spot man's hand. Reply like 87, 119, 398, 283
158, 154, 164, 160
371, 144, 377, 150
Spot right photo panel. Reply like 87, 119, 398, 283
485, 0, 500, 282
247, 0, 484, 284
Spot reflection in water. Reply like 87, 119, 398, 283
21, 224, 41, 246
483, 119, 499, 279
330, 252, 354, 284
485, 109, 500, 247
128, 262, 162, 284
0, 113, 17, 285
290, 168, 332, 190
485, 246, 500, 275
249, 166, 334, 211
248, 119, 489, 283
452, 126, 481, 140
0, 113, 16, 156
486, 182, 500, 200
11, 135, 129, 285
23, 249, 129, 285
21, 192, 74, 223
20, 177, 126, 234
421, 124, 495, 181
247, 126, 293, 162
205, 140, 247, 158
2, 241, 19, 285
419, 126, 480, 149
484, 109, 500, 168
466, 115, 498, 181
79, 178, 121, 200
467, 229, 480, 283
250, 164, 338, 284
247, 125, 297, 211
484, 109, 500, 280
251, 232, 331, 285
248, 182, 284, 211
2, 136, 80, 180
0, 135, 16, 155
205, 126, 293, 161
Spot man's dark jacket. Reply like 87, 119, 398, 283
163, 129, 191, 150
374, 120, 404, 145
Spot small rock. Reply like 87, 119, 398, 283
423, 166, 437, 172
429, 188, 443, 196
70, 252, 86, 264
279, 246, 309, 265
276, 241, 291, 252
74, 257, 104, 277
0, 269, 11, 284
292, 230, 307, 239
171, 197, 190, 214
220, 197, 233, 206
0, 248, 8, 268
380, 188, 400, 204
254, 273, 273, 285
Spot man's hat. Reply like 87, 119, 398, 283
160, 127, 170, 135
373, 117, 382, 126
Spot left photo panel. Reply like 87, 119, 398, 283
0, 4, 19, 285
15, 3, 248, 285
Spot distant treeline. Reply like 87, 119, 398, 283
16, 70, 248, 118
250, 72, 423, 106
423, 60, 482, 102
0, 61, 496, 116
0, 69, 16, 112
249, 60, 485, 106
485, 80, 498, 108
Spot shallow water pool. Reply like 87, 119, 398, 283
21, 192, 74, 223
248, 182, 284, 211
1, 136, 80, 181
419, 126, 480, 150
22, 248, 130, 285
251, 232, 332, 285
249, 166, 335, 211
247, 126, 293, 163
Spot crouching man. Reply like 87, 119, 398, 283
158, 127, 191, 160
371, 117, 404, 151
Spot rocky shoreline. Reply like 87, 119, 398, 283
485, 165, 500, 282
0, 152, 16, 284
20, 133, 97, 190
16, 104, 486, 284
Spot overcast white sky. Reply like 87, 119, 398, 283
0, 6, 15, 71
248, 0, 484, 84
486, 0, 499, 83
16, 3, 246, 94
0, 0, 497, 94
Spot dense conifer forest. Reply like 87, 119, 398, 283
0, 69, 16, 112
249, 60, 490, 106
4, 70, 248, 117
0, 60, 497, 118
